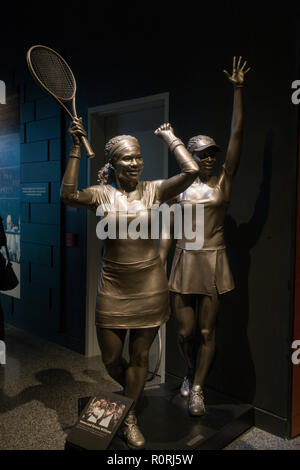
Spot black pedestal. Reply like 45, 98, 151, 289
72, 375, 254, 450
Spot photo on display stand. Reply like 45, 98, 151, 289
66, 391, 134, 450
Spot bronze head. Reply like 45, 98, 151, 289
187, 135, 220, 180
98, 135, 144, 186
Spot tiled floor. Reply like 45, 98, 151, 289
224, 427, 300, 450
0, 325, 300, 450
0, 325, 119, 450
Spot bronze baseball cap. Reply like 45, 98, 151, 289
187, 135, 220, 154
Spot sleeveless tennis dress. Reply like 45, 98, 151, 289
82, 181, 170, 328
169, 164, 235, 296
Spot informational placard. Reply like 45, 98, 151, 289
21, 183, 49, 202
0, 89, 20, 299
66, 391, 133, 450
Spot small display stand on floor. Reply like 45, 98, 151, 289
66, 375, 253, 450
65, 390, 133, 450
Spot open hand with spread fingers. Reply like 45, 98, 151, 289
223, 56, 251, 88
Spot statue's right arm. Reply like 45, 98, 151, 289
60, 151, 97, 209
60, 118, 98, 210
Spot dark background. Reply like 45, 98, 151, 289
0, 2, 299, 436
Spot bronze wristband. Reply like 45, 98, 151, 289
69, 144, 82, 159
169, 138, 184, 153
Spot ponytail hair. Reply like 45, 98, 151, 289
97, 162, 115, 185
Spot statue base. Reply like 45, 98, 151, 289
67, 374, 253, 450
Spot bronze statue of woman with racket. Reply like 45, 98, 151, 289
60, 121, 199, 449
26, 45, 198, 449
159, 56, 251, 417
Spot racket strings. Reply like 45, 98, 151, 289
30, 48, 75, 100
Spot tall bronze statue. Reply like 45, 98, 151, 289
159, 57, 251, 416
60, 122, 199, 449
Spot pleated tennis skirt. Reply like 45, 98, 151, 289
95, 255, 170, 328
169, 246, 235, 296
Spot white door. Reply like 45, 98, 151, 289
86, 94, 169, 385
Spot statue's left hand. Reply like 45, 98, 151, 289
223, 56, 251, 87
154, 123, 174, 139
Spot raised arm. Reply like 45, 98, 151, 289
60, 118, 97, 209
223, 56, 251, 177
154, 123, 199, 203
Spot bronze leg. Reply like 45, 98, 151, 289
125, 326, 159, 409
96, 327, 128, 387
193, 286, 220, 387
173, 293, 197, 379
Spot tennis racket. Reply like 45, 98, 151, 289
26, 45, 95, 158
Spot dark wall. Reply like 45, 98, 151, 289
0, 80, 67, 344
0, 3, 298, 435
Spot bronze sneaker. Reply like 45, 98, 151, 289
188, 385, 206, 416
180, 376, 192, 397
120, 411, 146, 450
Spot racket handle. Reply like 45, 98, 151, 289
81, 136, 95, 158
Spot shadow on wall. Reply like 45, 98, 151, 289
207, 130, 273, 404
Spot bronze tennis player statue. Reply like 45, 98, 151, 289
61, 121, 199, 449
159, 56, 251, 417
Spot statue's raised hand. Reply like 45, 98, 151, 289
154, 123, 175, 141
223, 56, 251, 87
69, 117, 87, 146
